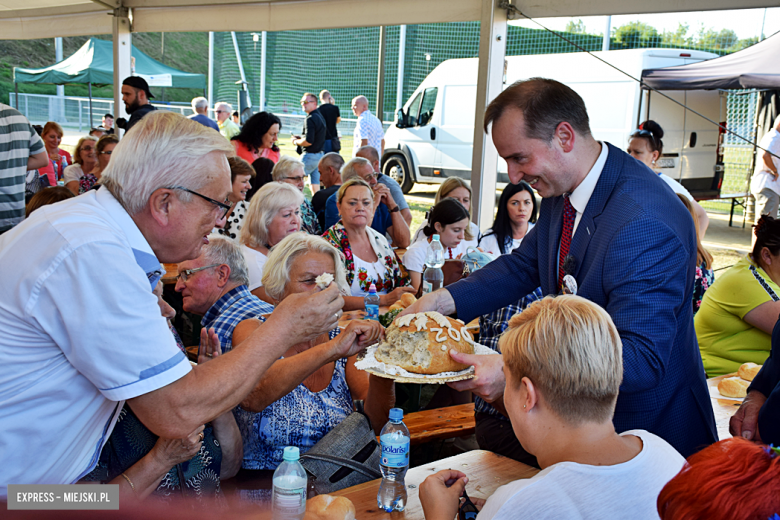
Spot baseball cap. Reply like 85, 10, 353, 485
122, 76, 155, 99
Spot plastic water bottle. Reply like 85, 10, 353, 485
377, 408, 410, 512
422, 234, 445, 294
364, 282, 380, 321
272, 446, 307, 520
56, 155, 67, 187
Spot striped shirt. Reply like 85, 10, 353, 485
0, 104, 44, 233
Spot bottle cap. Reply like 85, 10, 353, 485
432, 234, 440, 241
389, 408, 404, 421
369, 283, 377, 293
282, 446, 300, 461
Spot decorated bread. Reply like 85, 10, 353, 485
718, 376, 749, 398
303, 495, 356, 520
375, 311, 475, 374
738, 362, 761, 382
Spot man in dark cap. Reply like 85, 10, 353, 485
118, 76, 157, 133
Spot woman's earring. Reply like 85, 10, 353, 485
523, 405, 526, 409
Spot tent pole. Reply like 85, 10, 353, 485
14, 83, 19, 110
89, 83, 94, 129
376, 26, 386, 120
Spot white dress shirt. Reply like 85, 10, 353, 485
568, 142, 609, 236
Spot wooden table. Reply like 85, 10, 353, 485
333, 450, 538, 520
707, 373, 742, 440
161, 263, 179, 285
404, 403, 476, 445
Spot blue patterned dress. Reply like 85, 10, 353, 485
233, 327, 354, 470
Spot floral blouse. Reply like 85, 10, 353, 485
301, 199, 321, 235
693, 262, 715, 315
78, 173, 98, 194
322, 220, 410, 292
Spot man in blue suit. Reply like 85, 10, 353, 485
405, 78, 717, 459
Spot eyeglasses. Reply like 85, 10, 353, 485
177, 263, 220, 283
167, 186, 233, 219
82, 147, 95, 152
99, 151, 112, 155
215, 110, 226, 114
284, 175, 306, 183
361, 172, 378, 181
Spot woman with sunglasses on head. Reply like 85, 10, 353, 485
79, 134, 119, 194
62, 136, 98, 195
627, 120, 709, 236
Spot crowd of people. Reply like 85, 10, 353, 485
1, 73, 779, 518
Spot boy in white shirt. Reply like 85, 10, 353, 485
419, 295, 686, 520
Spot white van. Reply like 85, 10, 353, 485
382, 49, 727, 198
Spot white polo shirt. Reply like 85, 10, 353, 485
0, 188, 191, 496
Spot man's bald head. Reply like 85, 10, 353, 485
351, 96, 369, 116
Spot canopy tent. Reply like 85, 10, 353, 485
641, 31, 780, 90
13, 37, 206, 89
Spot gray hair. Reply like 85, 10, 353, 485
340, 157, 372, 183
101, 111, 234, 215
320, 152, 345, 172
201, 236, 250, 286
355, 145, 379, 165
241, 182, 303, 248
191, 97, 209, 111
215, 101, 233, 112
262, 232, 350, 302
272, 155, 305, 182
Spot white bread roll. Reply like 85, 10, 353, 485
718, 376, 749, 398
738, 362, 761, 382
303, 495, 356, 520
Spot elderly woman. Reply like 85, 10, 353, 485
412, 177, 480, 244
322, 178, 414, 310
419, 296, 685, 520
78, 134, 119, 194
230, 232, 393, 471
272, 155, 321, 234
38, 121, 73, 187
81, 281, 242, 503
240, 182, 303, 303
696, 215, 780, 377
212, 156, 256, 241
232, 111, 281, 164
63, 136, 98, 195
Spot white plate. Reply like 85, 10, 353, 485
707, 373, 746, 403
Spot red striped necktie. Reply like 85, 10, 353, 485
558, 196, 576, 288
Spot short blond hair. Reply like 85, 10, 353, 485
262, 232, 350, 302
501, 295, 623, 424
272, 155, 305, 182
101, 111, 234, 215
73, 135, 99, 165
241, 182, 303, 248
336, 177, 372, 205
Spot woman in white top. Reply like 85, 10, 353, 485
419, 295, 685, 520
239, 182, 303, 304
213, 156, 256, 241
412, 177, 480, 244
63, 136, 98, 195
322, 178, 415, 310
478, 181, 537, 256
627, 120, 709, 236
403, 198, 475, 292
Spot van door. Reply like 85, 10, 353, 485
437, 84, 477, 180
404, 87, 439, 180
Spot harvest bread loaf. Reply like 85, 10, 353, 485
303, 495, 356, 520
375, 311, 475, 374
717, 376, 750, 398
738, 362, 762, 382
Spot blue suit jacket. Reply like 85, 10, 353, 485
750, 318, 780, 444
448, 142, 717, 458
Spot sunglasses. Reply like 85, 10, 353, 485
631, 129, 656, 140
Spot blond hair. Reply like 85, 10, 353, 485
262, 232, 350, 302
677, 194, 712, 269
434, 177, 474, 241
73, 135, 99, 165
501, 295, 623, 424
336, 177, 372, 205
241, 182, 303, 249
272, 155, 305, 182
100, 111, 233, 215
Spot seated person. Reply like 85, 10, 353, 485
355, 145, 412, 226
730, 317, 780, 447
403, 198, 477, 291
322, 178, 415, 310
657, 438, 780, 519
212, 156, 256, 241
230, 232, 393, 470
419, 295, 686, 520
247, 157, 275, 201
272, 155, 321, 235
696, 215, 780, 376
78, 134, 119, 194
81, 281, 242, 502
312, 152, 344, 231
677, 194, 713, 315
239, 182, 303, 304
175, 237, 273, 353
324, 157, 410, 248
62, 136, 98, 195
25, 186, 74, 217
411, 177, 480, 244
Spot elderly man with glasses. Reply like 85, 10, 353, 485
291, 92, 327, 194
324, 156, 410, 248
0, 111, 344, 497
215, 101, 240, 140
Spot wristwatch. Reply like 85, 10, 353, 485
389, 206, 400, 213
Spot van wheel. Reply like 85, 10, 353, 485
383, 155, 414, 194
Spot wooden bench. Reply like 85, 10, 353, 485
401, 402, 476, 445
